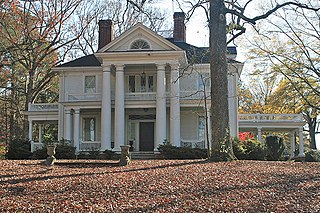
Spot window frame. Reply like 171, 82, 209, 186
84, 75, 96, 93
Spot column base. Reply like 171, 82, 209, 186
298, 153, 306, 158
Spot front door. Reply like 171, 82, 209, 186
139, 122, 154, 151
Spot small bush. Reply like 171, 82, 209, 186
158, 143, 207, 159
265, 136, 285, 161
233, 138, 266, 160
77, 149, 115, 160
0, 143, 6, 159
6, 139, 32, 160
305, 149, 320, 162
33, 143, 76, 159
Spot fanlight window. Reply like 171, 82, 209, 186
130, 39, 150, 50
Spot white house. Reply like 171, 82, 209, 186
26, 12, 306, 157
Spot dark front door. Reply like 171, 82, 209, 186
139, 122, 154, 151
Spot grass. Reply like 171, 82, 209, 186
0, 159, 319, 212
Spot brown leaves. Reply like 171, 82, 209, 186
0, 160, 320, 212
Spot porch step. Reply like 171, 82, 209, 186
130, 152, 163, 160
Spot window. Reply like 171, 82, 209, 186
84, 76, 96, 93
198, 116, 205, 140
198, 73, 210, 91
83, 118, 96, 141
140, 75, 146, 92
148, 76, 154, 92
130, 39, 150, 50
129, 76, 135, 92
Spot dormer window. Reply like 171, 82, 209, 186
130, 39, 150, 50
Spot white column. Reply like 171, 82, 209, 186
228, 74, 238, 138
29, 120, 34, 152
290, 131, 295, 158
257, 127, 262, 142
114, 64, 125, 152
298, 127, 305, 157
73, 109, 80, 152
65, 109, 72, 141
155, 64, 166, 151
170, 64, 180, 147
38, 124, 43, 143
101, 64, 112, 151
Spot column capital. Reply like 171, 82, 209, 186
73, 108, 80, 114
102, 64, 112, 72
114, 64, 125, 71
156, 64, 166, 71
170, 63, 180, 70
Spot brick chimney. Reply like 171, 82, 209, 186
173, 12, 186, 42
98, 20, 114, 50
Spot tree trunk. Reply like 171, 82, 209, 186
209, 0, 235, 161
305, 113, 317, 149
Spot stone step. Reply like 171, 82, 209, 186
130, 152, 163, 160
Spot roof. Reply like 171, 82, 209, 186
57, 40, 239, 67
167, 38, 237, 64
57, 54, 101, 67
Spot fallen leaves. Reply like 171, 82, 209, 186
0, 160, 319, 212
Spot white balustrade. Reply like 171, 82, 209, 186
239, 114, 303, 122
28, 103, 59, 112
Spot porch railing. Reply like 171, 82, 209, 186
181, 139, 205, 149
239, 114, 303, 122
180, 91, 211, 100
67, 93, 102, 102
125, 92, 156, 100
28, 103, 59, 112
79, 141, 101, 151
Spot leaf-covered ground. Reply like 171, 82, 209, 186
0, 160, 319, 212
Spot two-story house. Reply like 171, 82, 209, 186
26, 12, 244, 153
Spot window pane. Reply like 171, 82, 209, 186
85, 76, 96, 93
129, 75, 135, 92
141, 75, 146, 92
83, 118, 96, 141
198, 116, 205, 139
148, 76, 154, 92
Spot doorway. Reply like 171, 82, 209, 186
139, 122, 154, 151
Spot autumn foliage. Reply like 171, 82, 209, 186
0, 160, 319, 212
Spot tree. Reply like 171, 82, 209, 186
126, 0, 319, 161
0, 0, 94, 139
247, 1, 319, 110
71, 0, 169, 57
268, 80, 320, 149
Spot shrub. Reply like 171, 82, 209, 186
158, 143, 207, 159
0, 143, 6, 159
6, 139, 32, 160
77, 149, 115, 160
305, 149, 320, 162
233, 138, 266, 160
265, 136, 285, 161
33, 142, 76, 159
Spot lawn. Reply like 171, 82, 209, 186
0, 159, 319, 212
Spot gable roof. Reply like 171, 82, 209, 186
98, 23, 182, 52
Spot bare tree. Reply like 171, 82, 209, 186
0, 0, 94, 138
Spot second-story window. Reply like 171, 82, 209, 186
84, 76, 96, 93
198, 73, 210, 91
148, 76, 154, 92
129, 76, 135, 92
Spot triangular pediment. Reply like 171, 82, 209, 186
98, 23, 182, 52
